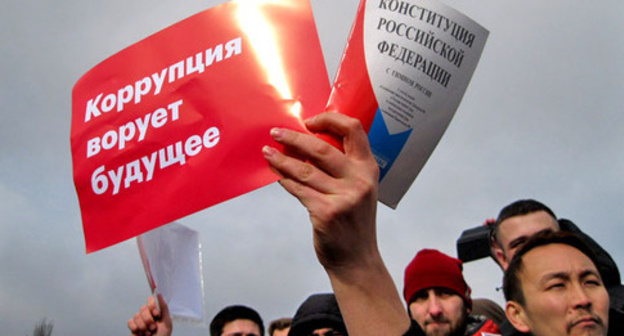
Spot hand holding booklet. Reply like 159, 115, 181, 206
72, 0, 489, 323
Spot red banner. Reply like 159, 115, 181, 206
326, 0, 376, 133
71, 0, 330, 253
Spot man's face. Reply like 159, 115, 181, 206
506, 244, 609, 336
222, 319, 262, 336
408, 288, 468, 336
310, 328, 345, 336
271, 328, 290, 336
494, 210, 559, 270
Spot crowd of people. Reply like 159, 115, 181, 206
127, 113, 623, 336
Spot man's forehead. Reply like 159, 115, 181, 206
223, 319, 261, 331
520, 243, 598, 279
499, 211, 559, 240
414, 287, 460, 297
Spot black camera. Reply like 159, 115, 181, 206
456, 223, 494, 263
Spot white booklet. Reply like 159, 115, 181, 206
137, 222, 205, 324
347, 0, 489, 208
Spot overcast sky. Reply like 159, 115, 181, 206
1, 0, 623, 335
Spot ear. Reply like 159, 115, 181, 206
505, 301, 531, 334
491, 240, 508, 270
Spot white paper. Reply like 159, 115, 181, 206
137, 222, 205, 324
363, 0, 489, 208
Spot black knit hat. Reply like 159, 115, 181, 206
288, 293, 347, 336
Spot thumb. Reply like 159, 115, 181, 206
156, 293, 170, 319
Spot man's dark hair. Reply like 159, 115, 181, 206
288, 293, 347, 336
503, 230, 601, 306
492, 199, 557, 243
268, 317, 292, 336
210, 305, 265, 336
